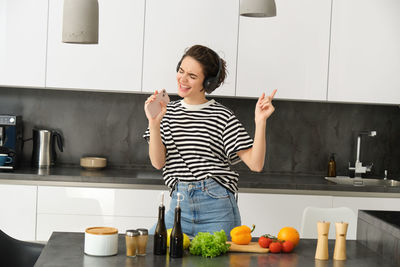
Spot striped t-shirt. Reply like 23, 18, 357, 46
143, 99, 253, 193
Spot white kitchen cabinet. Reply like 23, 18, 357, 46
36, 214, 156, 241
36, 186, 170, 241
237, 193, 332, 237
328, 0, 400, 104
0, 0, 47, 87
142, 0, 239, 96
46, 0, 145, 92
0, 184, 37, 241
236, 0, 331, 101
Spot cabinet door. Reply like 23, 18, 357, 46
46, 0, 145, 92
0, 184, 37, 241
142, 0, 239, 96
37, 186, 171, 241
0, 0, 47, 87
332, 196, 400, 240
238, 193, 332, 237
328, 0, 400, 104
36, 214, 156, 241
237, 0, 331, 101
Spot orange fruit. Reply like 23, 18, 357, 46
277, 227, 300, 247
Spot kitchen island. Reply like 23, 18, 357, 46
2, 166, 400, 242
34, 232, 397, 267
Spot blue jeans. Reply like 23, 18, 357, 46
150, 178, 241, 237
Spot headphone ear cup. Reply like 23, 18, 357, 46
203, 77, 218, 92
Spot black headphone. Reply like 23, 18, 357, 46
176, 54, 222, 92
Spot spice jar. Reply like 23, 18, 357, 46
125, 230, 139, 257
136, 228, 148, 256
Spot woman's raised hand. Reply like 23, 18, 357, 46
255, 89, 277, 123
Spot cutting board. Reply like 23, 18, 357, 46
227, 241, 269, 253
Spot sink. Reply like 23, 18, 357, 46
325, 176, 400, 187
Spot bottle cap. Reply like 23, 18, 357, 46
159, 192, 164, 207
126, 229, 139, 237
137, 228, 148, 235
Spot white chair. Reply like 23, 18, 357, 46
300, 207, 357, 239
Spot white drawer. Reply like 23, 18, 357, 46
37, 186, 170, 217
0, 184, 37, 241
36, 214, 156, 241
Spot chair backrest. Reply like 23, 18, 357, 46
300, 207, 357, 239
0, 229, 44, 267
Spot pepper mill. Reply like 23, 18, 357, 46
333, 222, 348, 260
315, 221, 330, 260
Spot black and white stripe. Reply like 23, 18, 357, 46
144, 99, 253, 193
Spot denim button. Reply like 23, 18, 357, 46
188, 185, 193, 190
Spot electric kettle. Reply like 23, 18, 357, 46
31, 128, 64, 168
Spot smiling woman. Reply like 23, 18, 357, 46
143, 44, 277, 237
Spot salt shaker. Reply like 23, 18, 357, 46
125, 230, 139, 257
333, 222, 348, 260
315, 221, 330, 260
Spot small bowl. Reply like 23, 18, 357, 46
84, 226, 118, 256
80, 157, 107, 170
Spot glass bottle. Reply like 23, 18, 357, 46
154, 192, 167, 255
170, 192, 184, 258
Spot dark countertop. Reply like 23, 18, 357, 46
34, 232, 397, 267
1, 165, 400, 196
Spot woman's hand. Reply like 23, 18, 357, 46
255, 89, 277, 123
144, 90, 167, 126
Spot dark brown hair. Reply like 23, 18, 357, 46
179, 45, 227, 94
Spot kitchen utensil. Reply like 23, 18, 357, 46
0, 115, 23, 170
333, 222, 348, 260
80, 157, 106, 170
31, 128, 63, 168
84, 227, 118, 256
315, 221, 330, 260
226, 241, 269, 253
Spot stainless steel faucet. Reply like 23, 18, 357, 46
349, 131, 377, 177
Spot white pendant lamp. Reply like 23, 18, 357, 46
240, 0, 277, 17
62, 0, 99, 44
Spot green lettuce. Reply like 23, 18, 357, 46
189, 230, 230, 257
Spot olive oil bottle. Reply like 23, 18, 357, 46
154, 192, 167, 255
327, 153, 336, 177
170, 193, 184, 258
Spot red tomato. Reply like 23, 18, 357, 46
269, 242, 282, 253
258, 236, 273, 248
281, 240, 294, 253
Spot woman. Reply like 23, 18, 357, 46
144, 45, 276, 236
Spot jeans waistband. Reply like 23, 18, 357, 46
175, 178, 220, 192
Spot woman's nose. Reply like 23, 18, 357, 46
179, 73, 188, 82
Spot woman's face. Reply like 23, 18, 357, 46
176, 56, 206, 102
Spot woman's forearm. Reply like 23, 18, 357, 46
148, 124, 166, 170
237, 120, 267, 172
250, 120, 267, 171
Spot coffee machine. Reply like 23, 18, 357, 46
0, 115, 23, 170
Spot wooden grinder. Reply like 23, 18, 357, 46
315, 221, 330, 260
333, 222, 348, 260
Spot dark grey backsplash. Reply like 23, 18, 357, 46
1, 87, 399, 178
